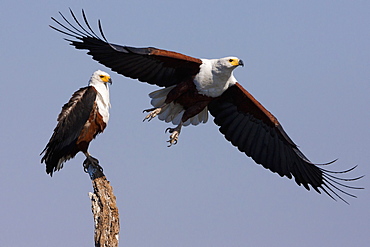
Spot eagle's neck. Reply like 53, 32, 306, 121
92, 83, 110, 123
193, 59, 237, 98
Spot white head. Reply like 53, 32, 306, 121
217, 57, 244, 70
89, 70, 112, 87
88, 70, 111, 123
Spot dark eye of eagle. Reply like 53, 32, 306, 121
100, 75, 105, 78
229, 59, 234, 62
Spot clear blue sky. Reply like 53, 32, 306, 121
1, 1, 369, 246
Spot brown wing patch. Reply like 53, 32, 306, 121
232, 83, 280, 127
149, 48, 203, 65
76, 102, 107, 153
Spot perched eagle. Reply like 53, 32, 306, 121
41, 70, 112, 176
50, 10, 362, 202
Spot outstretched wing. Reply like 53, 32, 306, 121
208, 83, 362, 203
41, 86, 97, 176
50, 9, 202, 87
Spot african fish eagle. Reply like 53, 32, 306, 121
41, 70, 112, 176
49, 10, 362, 202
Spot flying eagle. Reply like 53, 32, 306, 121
50, 10, 362, 202
41, 70, 112, 176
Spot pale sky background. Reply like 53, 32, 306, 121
1, 1, 369, 246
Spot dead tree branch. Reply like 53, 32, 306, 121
84, 159, 120, 247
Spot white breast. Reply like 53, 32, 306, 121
93, 84, 111, 123
193, 59, 237, 97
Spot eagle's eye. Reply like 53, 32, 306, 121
229, 59, 234, 63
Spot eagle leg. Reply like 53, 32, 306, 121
143, 106, 164, 122
165, 123, 183, 147
83, 153, 103, 173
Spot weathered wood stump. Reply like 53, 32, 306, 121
84, 158, 120, 247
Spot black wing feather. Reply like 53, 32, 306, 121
41, 86, 97, 176
50, 10, 202, 88
208, 83, 362, 203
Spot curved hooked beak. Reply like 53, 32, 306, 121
108, 78, 112, 85
238, 59, 244, 67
